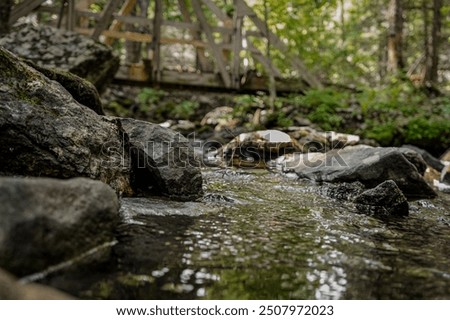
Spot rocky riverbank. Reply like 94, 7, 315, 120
1, 24, 449, 299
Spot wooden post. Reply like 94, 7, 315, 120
151, 0, 163, 83
192, 0, 231, 88
66, 0, 75, 31
232, 0, 243, 89
92, 0, 122, 41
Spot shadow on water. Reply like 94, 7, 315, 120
36, 169, 450, 299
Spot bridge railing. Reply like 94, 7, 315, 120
8, 0, 321, 91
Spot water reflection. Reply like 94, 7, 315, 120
36, 169, 450, 299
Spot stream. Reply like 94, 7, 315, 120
36, 169, 450, 299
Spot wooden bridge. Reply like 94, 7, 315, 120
8, 0, 322, 92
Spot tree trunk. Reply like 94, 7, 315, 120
387, 0, 404, 73
425, 0, 442, 83
0, 0, 12, 35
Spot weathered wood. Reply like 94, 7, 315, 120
104, 0, 137, 45
246, 38, 282, 78
151, 0, 163, 82
192, 0, 231, 88
9, 0, 47, 24
236, 0, 322, 88
91, 0, 122, 41
77, 27, 218, 48
114, 64, 306, 92
38, 5, 234, 35
21, 0, 318, 92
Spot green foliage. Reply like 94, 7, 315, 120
138, 88, 165, 106
282, 82, 449, 153
283, 88, 349, 131
169, 100, 200, 120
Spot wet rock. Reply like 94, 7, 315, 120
441, 149, 450, 162
0, 268, 73, 299
23, 59, 104, 115
222, 130, 302, 168
120, 197, 217, 221
0, 23, 119, 92
441, 164, 450, 185
398, 147, 428, 175
401, 145, 444, 172
0, 177, 119, 276
0, 47, 132, 194
119, 118, 203, 200
319, 182, 365, 201
280, 147, 436, 199
286, 126, 360, 152
353, 180, 409, 217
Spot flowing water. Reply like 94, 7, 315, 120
37, 169, 450, 299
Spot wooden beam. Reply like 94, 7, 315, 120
192, 0, 231, 88
66, 0, 76, 31
114, 65, 306, 92
104, 0, 137, 45
9, 0, 47, 24
37, 6, 234, 35
246, 38, 282, 78
236, 0, 322, 88
91, 0, 123, 41
200, 0, 231, 23
151, 0, 163, 82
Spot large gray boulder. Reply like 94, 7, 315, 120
119, 118, 203, 200
0, 177, 119, 276
23, 59, 104, 115
280, 146, 436, 199
0, 46, 133, 195
0, 23, 119, 92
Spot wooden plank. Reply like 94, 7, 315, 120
114, 64, 306, 92
77, 27, 212, 48
151, 0, 163, 82
236, 0, 322, 88
178, 0, 210, 72
91, 0, 122, 41
192, 0, 231, 88
9, 0, 47, 24
104, 0, 137, 45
